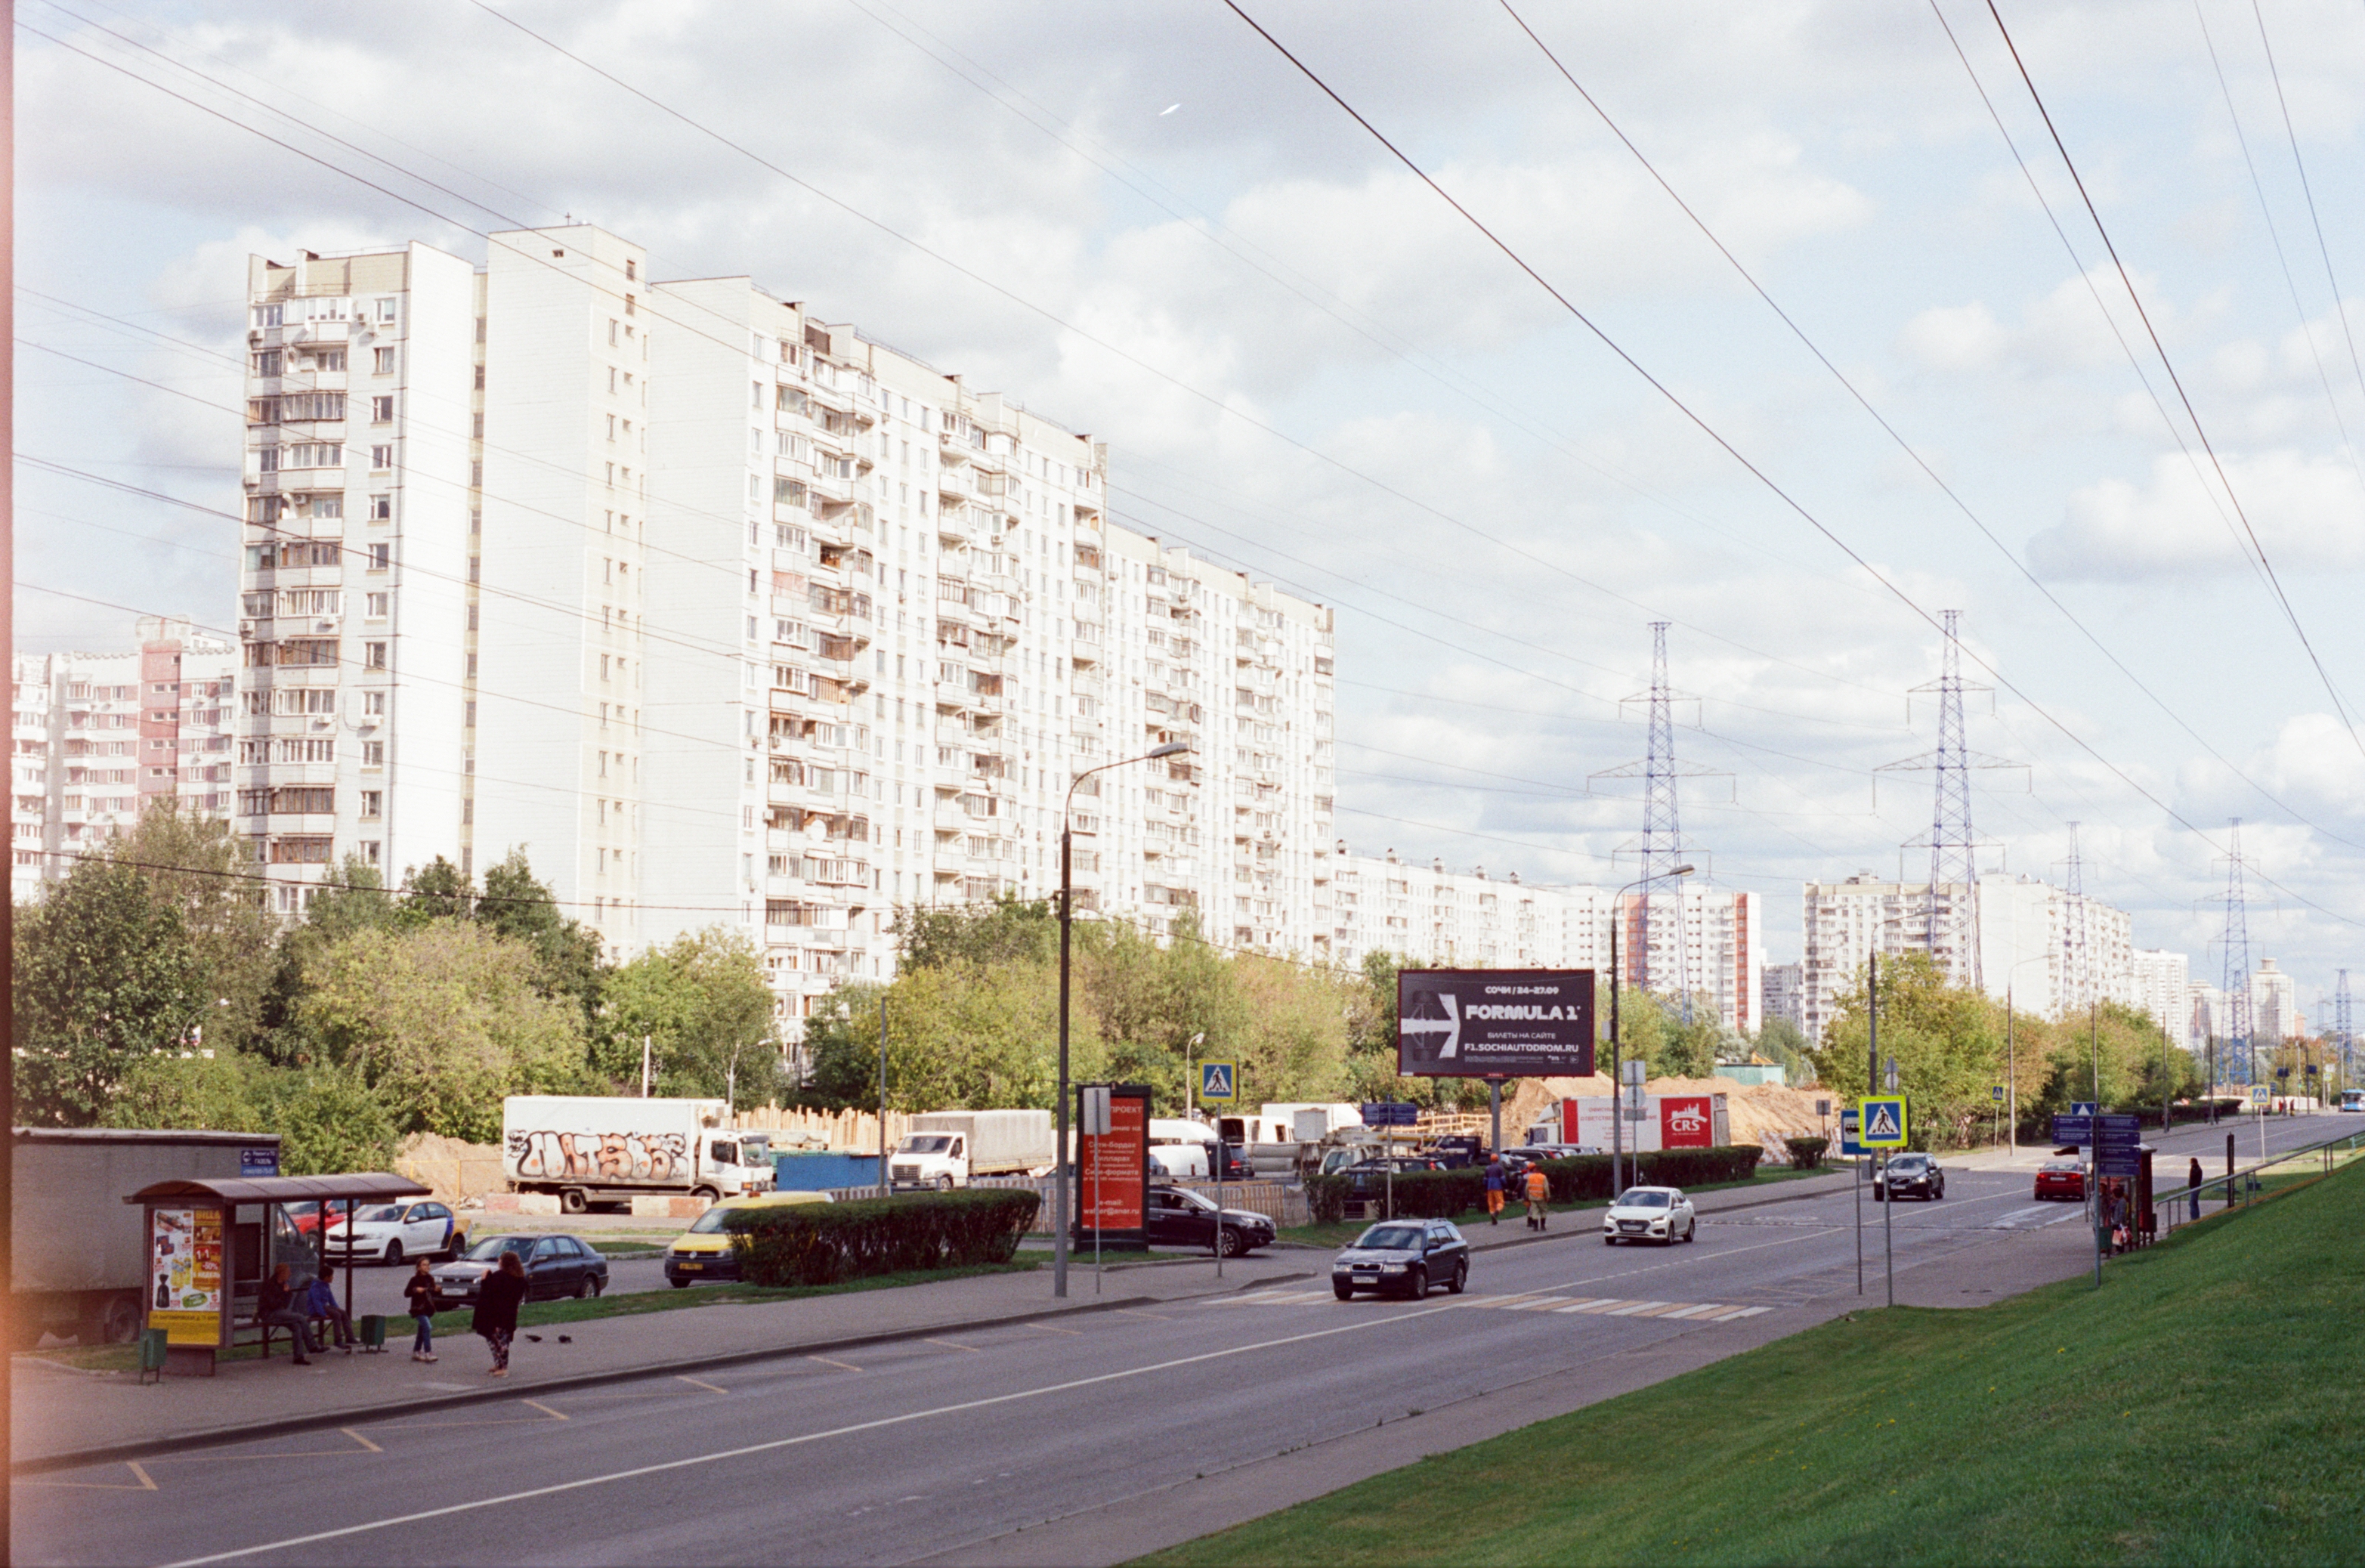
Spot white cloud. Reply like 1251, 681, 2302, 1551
2030, 449, 2365, 580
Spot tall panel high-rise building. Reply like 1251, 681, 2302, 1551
239, 228, 1336, 1031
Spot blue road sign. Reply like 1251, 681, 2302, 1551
1992, 1085, 2006, 1102
1359, 1101, 1421, 1127
2071, 1101, 2098, 1117
2094, 1114, 2143, 1178
1199, 1060, 1239, 1105
1839, 1107, 1864, 1157
239, 1147, 279, 1179
1860, 1096, 1908, 1149
2052, 1114, 2093, 1146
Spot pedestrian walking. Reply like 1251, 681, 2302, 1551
306, 1273, 357, 1353
1483, 1158, 1506, 1226
1524, 1164, 1550, 1231
404, 1257, 441, 1362
257, 1263, 320, 1365
472, 1251, 529, 1378
2187, 1157, 2204, 1224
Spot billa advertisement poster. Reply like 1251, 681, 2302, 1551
148, 1206, 225, 1345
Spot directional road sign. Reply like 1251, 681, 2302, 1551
1860, 1096, 1908, 1149
1839, 1107, 1864, 1157
2051, 1113, 2093, 1145
1198, 1059, 1240, 1106
1359, 1101, 1420, 1128
2094, 1112, 2144, 1179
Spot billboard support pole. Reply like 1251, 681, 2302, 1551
1488, 1080, 1501, 1160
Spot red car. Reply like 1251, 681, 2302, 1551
2034, 1158, 2087, 1201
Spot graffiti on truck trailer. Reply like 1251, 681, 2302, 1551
509, 1128, 690, 1183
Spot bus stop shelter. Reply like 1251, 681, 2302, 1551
125, 1172, 431, 1375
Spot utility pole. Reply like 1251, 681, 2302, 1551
877, 997, 889, 1201
641, 1035, 652, 1098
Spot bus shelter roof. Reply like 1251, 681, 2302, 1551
122, 1173, 431, 1205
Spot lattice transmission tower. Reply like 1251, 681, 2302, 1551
2211, 819, 2256, 1090
2058, 823, 2091, 1016
1878, 611, 2020, 991
1591, 623, 1726, 1020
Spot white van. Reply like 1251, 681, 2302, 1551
1148, 1118, 1217, 1180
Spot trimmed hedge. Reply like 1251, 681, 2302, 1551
1784, 1137, 1829, 1171
1307, 1146, 1766, 1222
722, 1189, 1040, 1288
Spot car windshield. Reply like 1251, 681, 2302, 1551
1616, 1190, 1670, 1208
1888, 1157, 1928, 1171
1354, 1225, 1424, 1251
687, 1207, 747, 1234
346, 1205, 402, 1223
900, 1136, 953, 1154
1169, 1189, 1214, 1211
459, 1235, 529, 1262
2043, 1161, 2081, 1172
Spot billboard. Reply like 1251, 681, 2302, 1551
1396, 968, 1595, 1078
1660, 1096, 1716, 1149
1075, 1082, 1150, 1247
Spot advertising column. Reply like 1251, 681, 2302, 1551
145, 1203, 229, 1373
1075, 1083, 1150, 1252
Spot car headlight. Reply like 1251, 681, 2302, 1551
1380, 1263, 1406, 1273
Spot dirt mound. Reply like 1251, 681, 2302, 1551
394, 1131, 505, 1205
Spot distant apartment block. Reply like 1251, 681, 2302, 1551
1761, 961, 1804, 1031
2131, 948, 2193, 1049
11, 616, 236, 900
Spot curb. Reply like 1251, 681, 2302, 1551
12, 1276, 1287, 1478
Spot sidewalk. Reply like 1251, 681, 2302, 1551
11, 1253, 1311, 1473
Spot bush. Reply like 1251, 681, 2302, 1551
722, 1189, 1040, 1287
1636, 1146, 1764, 1187
1309, 1149, 1766, 1223
1305, 1168, 1483, 1223
1783, 1136, 1829, 1171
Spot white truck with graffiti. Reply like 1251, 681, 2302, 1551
502, 1096, 774, 1214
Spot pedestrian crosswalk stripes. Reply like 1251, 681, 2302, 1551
1207, 1289, 1774, 1322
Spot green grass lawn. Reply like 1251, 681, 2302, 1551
1275, 1165, 1839, 1251
1145, 1162, 2365, 1566
24, 1260, 1039, 1374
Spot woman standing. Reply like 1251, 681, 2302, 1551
404, 1257, 441, 1362
472, 1251, 529, 1378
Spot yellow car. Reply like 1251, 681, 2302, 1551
663, 1191, 831, 1286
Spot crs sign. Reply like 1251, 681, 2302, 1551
1660, 1096, 1714, 1149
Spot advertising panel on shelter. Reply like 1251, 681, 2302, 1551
1076, 1082, 1151, 1246
1396, 968, 1595, 1078
147, 1207, 225, 1346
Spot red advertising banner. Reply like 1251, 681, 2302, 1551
1660, 1096, 1714, 1149
1080, 1087, 1148, 1232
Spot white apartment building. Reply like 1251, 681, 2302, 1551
1325, 849, 1761, 1035
240, 245, 475, 911
1762, 962, 1804, 1031
2252, 957, 2302, 1043
12, 617, 237, 901
241, 228, 1335, 1029
1799, 873, 2137, 1041
2131, 948, 2193, 1050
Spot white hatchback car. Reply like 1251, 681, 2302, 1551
324, 1201, 462, 1266
1602, 1186, 1697, 1246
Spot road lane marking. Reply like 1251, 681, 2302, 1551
1604, 1301, 1671, 1316
1024, 1322, 1083, 1336
519, 1401, 567, 1421
1550, 1298, 1618, 1313
1656, 1304, 1723, 1319
924, 1339, 982, 1353
1708, 1307, 1770, 1321
806, 1356, 863, 1373
1111, 1309, 1176, 1322
18, 1460, 157, 1491
674, 1376, 729, 1395
340, 1428, 383, 1453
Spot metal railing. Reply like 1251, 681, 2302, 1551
2148, 1124, 2365, 1241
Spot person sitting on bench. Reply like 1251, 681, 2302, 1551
258, 1264, 320, 1365
307, 1273, 357, 1353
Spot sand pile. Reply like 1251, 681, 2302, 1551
394, 1131, 505, 1204
1504, 1074, 1832, 1162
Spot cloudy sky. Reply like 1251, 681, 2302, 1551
21, 0, 2365, 1010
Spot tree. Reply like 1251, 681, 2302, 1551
894, 894, 1058, 970
102, 1051, 397, 1174
108, 804, 280, 1057
14, 858, 202, 1124
1812, 954, 2012, 1149
396, 855, 475, 926
597, 928, 778, 1099
478, 847, 606, 1028
256, 855, 399, 1068
301, 921, 592, 1143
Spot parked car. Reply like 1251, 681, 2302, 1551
323, 1201, 465, 1266
1874, 1154, 1946, 1202
1143, 1185, 1275, 1257
430, 1232, 609, 1306
665, 1192, 833, 1286
1339, 1156, 1444, 1208
2033, 1158, 2088, 1202
1602, 1186, 1696, 1245
1521, 1143, 1603, 1159
1331, 1219, 1470, 1299
1418, 1135, 1489, 1170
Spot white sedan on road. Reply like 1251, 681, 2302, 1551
324, 1201, 463, 1265
1602, 1186, 1696, 1246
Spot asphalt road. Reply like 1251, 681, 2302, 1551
20, 1112, 2351, 1566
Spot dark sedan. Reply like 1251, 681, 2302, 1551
1874, 1154, 1946, 1202
428, 1232, 609, 1307
1144, 1185, 1275, 1257
1332, 1219, 1470, 1299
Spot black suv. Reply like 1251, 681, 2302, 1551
1144, 1184, 1276, 1256
1875, 1153, 1946, 1202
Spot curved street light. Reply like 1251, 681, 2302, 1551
1054, 740, 1191, 1298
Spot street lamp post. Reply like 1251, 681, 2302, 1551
1056, 741, 1190, 1300
1608, 865, 1694, 1198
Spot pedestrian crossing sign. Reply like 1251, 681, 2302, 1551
1200, 1059, 1240, 1106
1860, 1096, 1908, 1149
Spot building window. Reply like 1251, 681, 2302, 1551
373, 347, 396, 374
252, 349, 282, 376
365, 642, 388, 670
624, 258, 636, 280
252, 304, 283, 328
365, 592, 389, 618
362, 741, 385, 765
310, 495, 342, 520
362, 839, 382, 864
369, 543, 391, 570
370, 444, 393, 471
375, 298, 397, 323
360, 790, 382, 819
369, 494, 391, 521
371, 396, 395, 422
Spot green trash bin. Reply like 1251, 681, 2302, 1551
359, 1313, 388, 1352
138, 1327, 168, 1384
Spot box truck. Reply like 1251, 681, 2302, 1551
11, 1127, 281, 1345
502, 1096, 774, 1212
1549, 1094, 1732, 1155
887, 1110, 1056, 1190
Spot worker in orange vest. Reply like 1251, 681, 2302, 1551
1524, 1163, 1550, 1231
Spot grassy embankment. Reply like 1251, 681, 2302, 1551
1148, 1156, 2365, 1566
